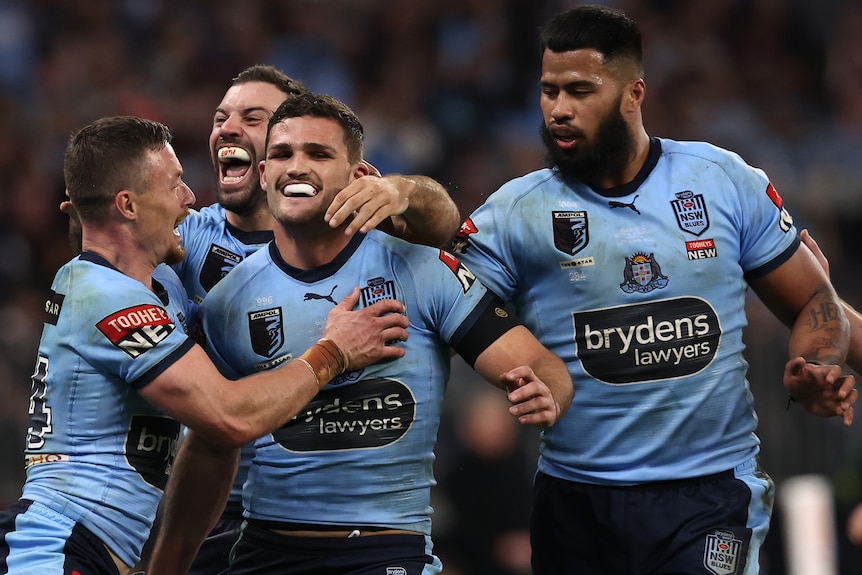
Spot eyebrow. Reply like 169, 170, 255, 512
215, 105, 273, 116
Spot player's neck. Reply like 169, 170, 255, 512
81, 231, 157, 290
271, 223, 353, 271
225, 206, 275, 233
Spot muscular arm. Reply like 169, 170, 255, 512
801, 229, 862, 374
749, 244, 855, 424
140, 289, 409, 446
147, 430, 238, 574
749, 244, 848, 364
326, 173, 461, 247
472, 325, 573, 428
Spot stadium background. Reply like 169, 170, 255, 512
0, 0, 860, 572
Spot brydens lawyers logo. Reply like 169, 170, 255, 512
96, 305, 175, 358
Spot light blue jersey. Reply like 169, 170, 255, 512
200, 230, 516, 536
19, 254, 194, 567
173, 204, 274, 305
453, 137, 799, 485
171, 204, 274, 504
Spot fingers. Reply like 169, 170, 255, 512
326, 177, 408, 234
800, 228, 830, 277
335, 286, 361, 310
500, 367, 559, 428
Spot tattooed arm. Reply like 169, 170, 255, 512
801, 229, 862, 375
749, 242, 855, 426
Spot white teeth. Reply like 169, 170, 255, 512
282, 183, 316, 196
218, 147, 250, 162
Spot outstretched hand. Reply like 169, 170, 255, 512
500, 366, 562, 428
321, 287, 409, 371
784, 357, 856, 426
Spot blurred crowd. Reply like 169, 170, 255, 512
1, 0, 862, 572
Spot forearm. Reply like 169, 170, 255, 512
788, 286, 849, 365
530, 353, 575, 418
148, 431, 239, 574
840, 299, 862, 374
385, 175, 460, 247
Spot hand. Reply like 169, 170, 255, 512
500, 365, 562, 428
784, 357, 856, 426
321, 287, 409, 371
801, 229, 830, 278
325, 174, 410, 236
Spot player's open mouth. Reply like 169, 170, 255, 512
282, 183, 317, 197
218, 146, 252, 184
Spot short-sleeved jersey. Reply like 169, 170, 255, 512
199, 230, 516, 535
452, 137, 799, 485
173, 204, 275, 305
171, 203, 273, 502
21, 254, 195, 566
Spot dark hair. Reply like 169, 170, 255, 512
267, 92, 364, 163
63, 116, 172, 223
232, 64, 308, 99
540, 5, 643, 74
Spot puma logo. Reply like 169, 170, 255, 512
303, 285, 337, 305
609, 194, 640, 215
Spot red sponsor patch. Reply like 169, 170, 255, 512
765, 182, 783, 208
96, 304, 176, 358
438, 250, 476, 293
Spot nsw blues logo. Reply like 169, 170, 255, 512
703, 529, 744, 575
248, 307, 284, 358
361, 277, 397, 307
553, 210, 588, 256
620, 252, 669, 293
671, 191, 709, 236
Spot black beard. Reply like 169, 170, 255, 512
541, 101, 636, 188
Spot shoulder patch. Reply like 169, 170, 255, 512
96, 304, 176, 358
439, 250, 476, 293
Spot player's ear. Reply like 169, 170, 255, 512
115, 190, 136, 220
259, 159, 268, 190
352, 160, 372, 180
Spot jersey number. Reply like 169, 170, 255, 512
27, 355, 52, 449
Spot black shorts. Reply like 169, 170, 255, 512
0, 499, 120, 575
530, 463, 773, 575
228, 520, 438, 575
188, 500, 244, 575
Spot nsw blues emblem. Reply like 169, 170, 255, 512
361, 277, 398, 307
671, 191, 710, 237
248, 307, 284, 358
703, 529, 744, 575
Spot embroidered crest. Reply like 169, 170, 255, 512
248, 307, 284, 358
671, 191, 709, 236
361, 277, 398, 307
553, 210, 589, 256
703, 530, 743, 575
620, 252, 669, 293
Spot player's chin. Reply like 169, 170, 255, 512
164, 245, 187, 266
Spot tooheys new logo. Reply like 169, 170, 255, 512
574, 297, 720, 384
